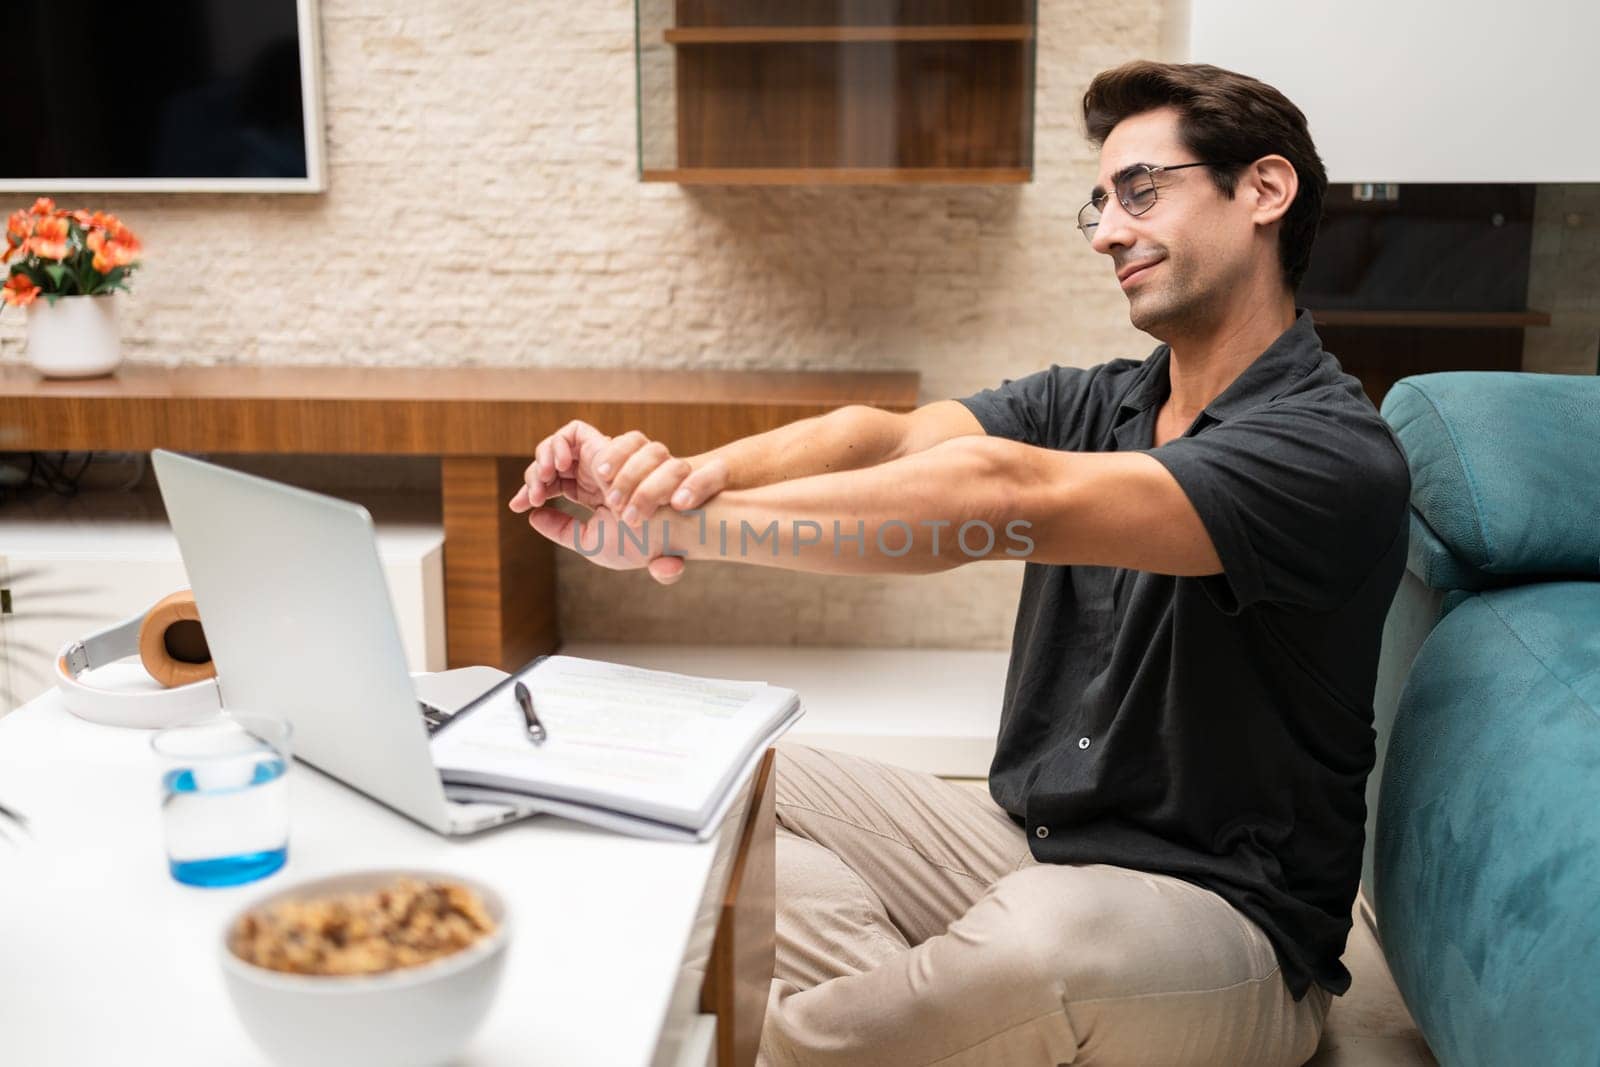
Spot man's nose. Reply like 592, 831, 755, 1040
1088, 196, 1135, 257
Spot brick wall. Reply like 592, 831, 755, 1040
4, 2, 1592, 647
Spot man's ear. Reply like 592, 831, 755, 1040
1247, 155, 1298, 227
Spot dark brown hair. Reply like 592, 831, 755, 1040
1082, 61, 1327, 291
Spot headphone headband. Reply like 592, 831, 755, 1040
55, 590, 222, 729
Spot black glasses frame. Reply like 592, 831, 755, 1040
1076, 162, 1222, 239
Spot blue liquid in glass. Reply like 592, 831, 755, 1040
162, 756, 289, 888
169, 848, 287, 887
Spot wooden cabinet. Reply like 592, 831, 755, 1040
0, 364, 921, 671
638, 0, 1037, 184
1300, 184, 1551, 406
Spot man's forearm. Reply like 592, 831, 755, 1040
685, 405, 909, 492
667, 437, 1031, 575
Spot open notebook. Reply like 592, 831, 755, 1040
430, 655, 803, 842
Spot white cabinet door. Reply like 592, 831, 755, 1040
1167, 0, 1600, 182
0, 555, 10, 713
0, 554, 190, 713
0, 506, 445, 714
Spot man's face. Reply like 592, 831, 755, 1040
1086, 107, 1256, 336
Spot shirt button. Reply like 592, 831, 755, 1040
1035, 825, 1050, 839
1078, 737, 1091, 750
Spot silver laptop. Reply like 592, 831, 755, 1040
151, 448, 539, 835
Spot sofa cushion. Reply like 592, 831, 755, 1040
1375, 580, 1600, 1067
1381, 372, 1600, 586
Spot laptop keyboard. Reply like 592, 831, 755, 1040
420, 700, 456, 734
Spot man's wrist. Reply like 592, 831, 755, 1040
685, 449, 737, 494
654, 495, 744, 563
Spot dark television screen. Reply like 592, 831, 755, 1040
0, 2, 313, 183
1299, 185, 1537, 312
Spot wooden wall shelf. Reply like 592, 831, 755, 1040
1310, 309, 1551, 329
638, 1, 1037, 183
641, 167, 1031, 185
664, 25, 1034, 44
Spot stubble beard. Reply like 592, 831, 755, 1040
1126, 255, 1210, 339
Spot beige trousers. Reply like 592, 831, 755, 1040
758, 743, 1332, 1067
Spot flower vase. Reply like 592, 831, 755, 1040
26, 292, 121, 379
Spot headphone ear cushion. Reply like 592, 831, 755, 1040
138, 590, 216, 688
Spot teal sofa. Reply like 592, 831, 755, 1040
1364, 371, 1600, 1067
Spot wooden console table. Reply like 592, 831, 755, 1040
0, 364, 920, 670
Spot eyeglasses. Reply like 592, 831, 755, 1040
1076, 162, 1222, 240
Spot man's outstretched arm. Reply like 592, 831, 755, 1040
680, 399, 985, 495
527, 434, 1224, 579
510, 401, 985, 523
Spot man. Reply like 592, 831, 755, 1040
508, 60, 1411, 1066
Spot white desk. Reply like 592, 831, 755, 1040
0, 677, 765, 1067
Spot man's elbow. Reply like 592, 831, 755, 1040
920, 435, 1030, 544
826, 404, 907, 467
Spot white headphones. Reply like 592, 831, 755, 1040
55, 590, 222, 729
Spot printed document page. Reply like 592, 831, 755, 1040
430, 655, 798, 828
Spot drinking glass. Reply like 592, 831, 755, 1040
151, 712, 292, 887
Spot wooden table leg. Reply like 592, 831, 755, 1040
440, 455, 559, 669
703, 747, 778, 1067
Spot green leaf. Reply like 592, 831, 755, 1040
44, 263, 66, 287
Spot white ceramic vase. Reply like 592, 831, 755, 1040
26, 292, 122, 379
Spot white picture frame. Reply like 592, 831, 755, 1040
0, 0, 327, 194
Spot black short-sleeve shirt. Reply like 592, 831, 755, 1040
956, 309, 1411, 1000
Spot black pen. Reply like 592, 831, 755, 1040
514, 680, 547, 745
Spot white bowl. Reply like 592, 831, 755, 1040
219, 869, 510, 1067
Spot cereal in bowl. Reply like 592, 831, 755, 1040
228, 877, 497, 976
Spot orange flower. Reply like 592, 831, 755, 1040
86, 228, 138, 273
4, 203, 143, 284
2, 210, 30, 263
27, 215, 70, 260
86, 229, 106, 271
1, 272, 40, 307
86, 212, 136, 246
